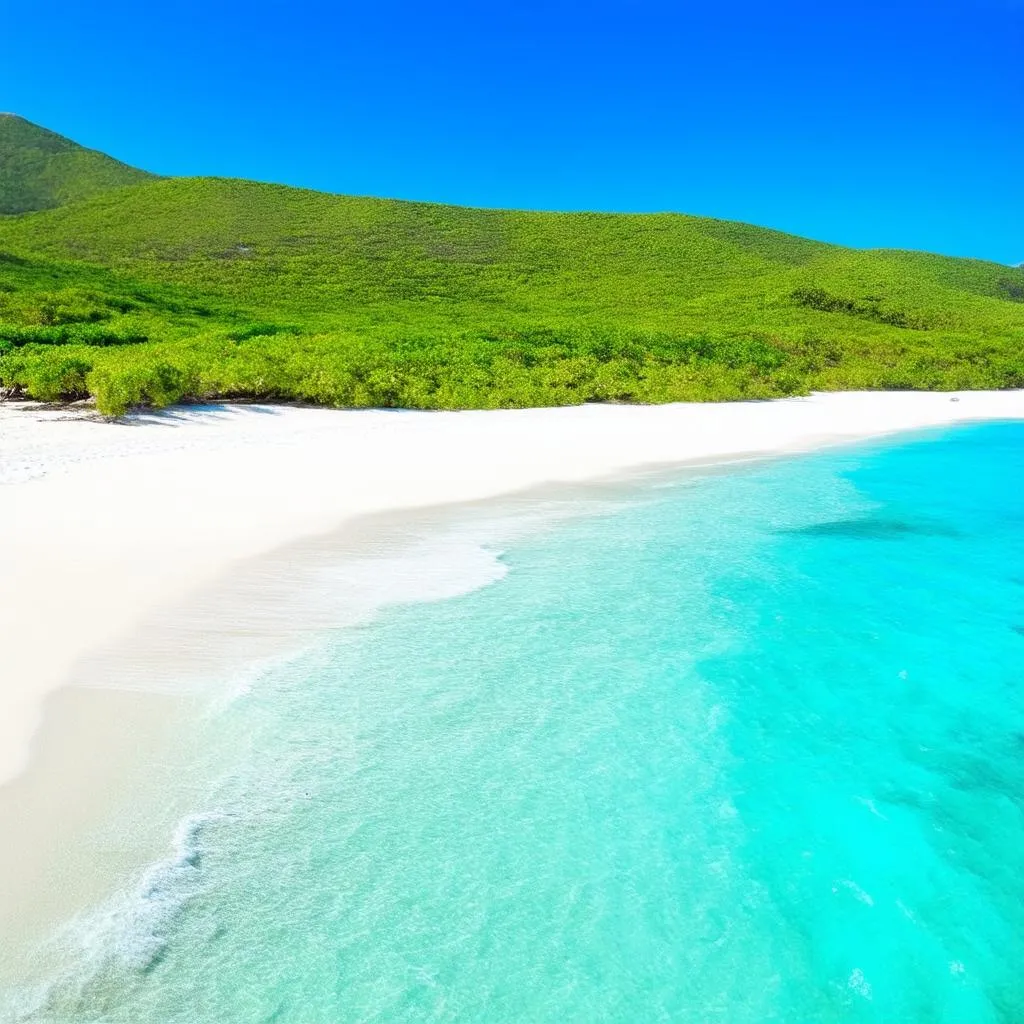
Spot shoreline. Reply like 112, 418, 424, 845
0, 474, 654, 987
3, 390, 1024, 975
5, 391, 1024, 785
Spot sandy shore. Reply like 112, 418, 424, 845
4, 390, 1024, 790
2, 390, 1024, 965
0, 388, 1022, 1006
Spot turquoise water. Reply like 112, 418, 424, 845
15, 423, 1024, 1022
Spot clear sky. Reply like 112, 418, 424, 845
3, 0, 1021, 263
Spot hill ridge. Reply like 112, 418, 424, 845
0, 114, 156, 216
0, 120, 1021, 414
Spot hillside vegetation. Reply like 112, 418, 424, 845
0, 122, 1021, 414
0, 115, 155, 215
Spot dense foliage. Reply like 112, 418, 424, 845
0, 115, 155, 216
0, 122, 1022, 414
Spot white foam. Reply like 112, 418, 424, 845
14, 808, 228, 1019
854, 795, 889, 821
66, 502, 571, 708
848, 968, 873, 1000
895, 898, 917, 923
311, 530, 509, 618
832, 879, 875, 907
0, 807, 229, 1020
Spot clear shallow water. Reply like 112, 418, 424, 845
11, 423, 1024, 1023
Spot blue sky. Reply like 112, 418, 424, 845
3, 0, 1022, 263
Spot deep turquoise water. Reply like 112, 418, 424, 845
14, 423, 1024, 1023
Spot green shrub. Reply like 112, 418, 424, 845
0, 175, 1020, 413
88, 361, 193, 415
23, 355, 92, 401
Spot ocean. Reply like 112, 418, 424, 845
7, 422, 1024, 1023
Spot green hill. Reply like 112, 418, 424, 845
0, 115, 156, 216
0, 125, 1021, 414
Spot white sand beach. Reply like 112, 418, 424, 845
2, 390, 1024, 961
4, 390, 1024, 788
